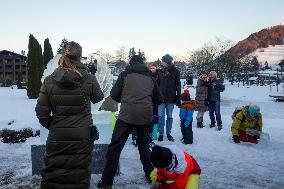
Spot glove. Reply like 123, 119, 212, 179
232, 135, 240, 143
254, 135, 260, 140
176, 100, 181, 107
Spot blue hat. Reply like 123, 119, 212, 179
161, 54, 173, 64
247, 105, 260, 117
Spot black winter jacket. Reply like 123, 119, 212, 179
157, 65, 181, 105
206, 79, 225, 101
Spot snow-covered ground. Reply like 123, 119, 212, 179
1, 82, 284, 189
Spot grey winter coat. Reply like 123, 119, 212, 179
195, 79, 208, 112
110, 62, 163, 125
35, 64, 104, 189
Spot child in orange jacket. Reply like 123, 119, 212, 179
150, 145, 201, 189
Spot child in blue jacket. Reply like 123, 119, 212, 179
179, 89, 196, 144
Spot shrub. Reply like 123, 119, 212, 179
1, 128, 34, 143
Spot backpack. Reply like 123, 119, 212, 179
232, 106, 244, 121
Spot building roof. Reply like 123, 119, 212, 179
0, 50, 27, 58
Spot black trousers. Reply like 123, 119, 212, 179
101, 119, 153, 185
180, 119, 193, 144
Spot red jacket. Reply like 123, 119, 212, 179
156, 152, 201, 189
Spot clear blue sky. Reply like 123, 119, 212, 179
1, 0, 283, 61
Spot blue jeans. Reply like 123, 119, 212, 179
208, 101, 222, 126
158, 103, 175, 135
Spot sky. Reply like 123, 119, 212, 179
0, 0, 284, 61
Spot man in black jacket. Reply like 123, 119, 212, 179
157, 54, 181, 142
206, 71, 225, 131
97, 55, 163, 189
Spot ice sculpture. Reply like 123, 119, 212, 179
40, 54, 114, 143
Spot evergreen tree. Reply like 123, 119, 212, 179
17, 72, 23, 89
27, 34, 44, 99
43, 38, 54, 69
57, 38, 68, 54
128, 47, 136, 61
138, 49, 146, 62
250, 56, 260, 72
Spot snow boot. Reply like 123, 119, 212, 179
217, 125, 222, 131
210, 124, 215, 128
97, 180, 112, 189
158, 135, 163, 141
167, 134, 175, 142
197, 122, 204, 128
132, 140, 138, 147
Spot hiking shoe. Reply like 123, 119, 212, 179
217, 125, 222, 131
210, 124, 216, 128
97, 180, 112, 189
182, 140, 193, 145
149, 141, 156, 148
145, 174, 152, 184
167, 134, 175, 142
197, 122, 204, 128
132, 140, 138, 147
158, 135, 163, 141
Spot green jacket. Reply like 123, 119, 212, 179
231, 105, 262, 136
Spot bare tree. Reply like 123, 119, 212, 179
115, 46, 127, 62
95, 50, 115, 63
185, 37, 234, 77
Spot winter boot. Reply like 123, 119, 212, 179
210, 124, 215, 128
167, 134, 175, 142
132, 139, 138, 147
183, 122, 193, 144
217, 125, 222, 131
97, 180, 112, 189
145, 174, 152, 184
158, 135, 164, 141
197, 122, 204, 128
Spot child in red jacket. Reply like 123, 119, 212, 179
150, 145, 201, 189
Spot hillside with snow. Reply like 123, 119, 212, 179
252, 45, 284, 66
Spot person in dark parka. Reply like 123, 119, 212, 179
206, 71, 225, 131
157, 54, 181, 142
97, 55, 163, 189
35, 41, 104, 189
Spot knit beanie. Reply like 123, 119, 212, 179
151, 145, 172, 168
64, 41, 82, 61
161, 54, 173, 64
181, 89, 191, 101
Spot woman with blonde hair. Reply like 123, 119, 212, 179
36, 41, 104, 189
195, 74, 208, 128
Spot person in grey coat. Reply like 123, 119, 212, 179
195, 74, 208, 128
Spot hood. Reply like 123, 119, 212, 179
52, 68, 81, 88
126, 63, 152, 76
242, 105, 250, 117
164, 145, 187, 174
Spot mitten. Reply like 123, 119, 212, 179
232, 135, 240, 143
